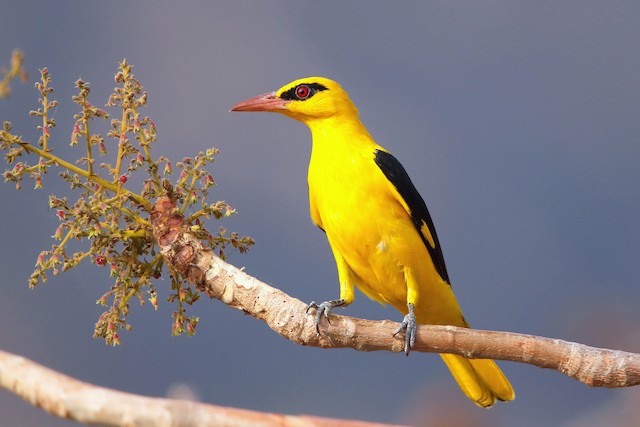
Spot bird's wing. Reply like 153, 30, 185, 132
373, 149, 451, 284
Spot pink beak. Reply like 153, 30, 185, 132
230, 91, 289, 112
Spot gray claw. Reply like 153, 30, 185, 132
306, 299, 346, 333
393, 303, 416, 356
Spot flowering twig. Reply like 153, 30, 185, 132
1, 62, 253, 345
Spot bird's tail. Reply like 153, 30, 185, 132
440, 353, 515, 408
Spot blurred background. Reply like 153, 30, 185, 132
2, 1, 640, 426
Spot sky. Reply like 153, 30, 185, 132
1, 1, 640, 426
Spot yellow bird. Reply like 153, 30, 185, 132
231, 77, 514, 407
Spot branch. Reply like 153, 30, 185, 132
152, 195, 640, 389
0, 349, 400, 427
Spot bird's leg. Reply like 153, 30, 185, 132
307, 243, 354, 333
306, 299, 348, 333
393, 302, 417, 356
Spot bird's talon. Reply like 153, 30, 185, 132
393, 320, 406, 337
306, 301, 318, 314
306, 299, 345, 333
393, 303, 417, 356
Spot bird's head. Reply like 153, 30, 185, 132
230, 77, 359, 124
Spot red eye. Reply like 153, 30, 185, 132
295, 85, 311, 99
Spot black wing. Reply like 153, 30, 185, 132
374, 149, 451, 285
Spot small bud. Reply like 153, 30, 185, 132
149, 293, 158, 311
51, 224, 64, 241
119, 133, 127, 146
136, 153, 144, 165
34, 173, 43, 189
118, 174, 128, 184
112, 332, 120, 346
96, 255, 106, 266
48, 196, 58, 209
99, 141, 107, 155
36, 252, 46, 267
42, 126, 50, 137
172, 319, 182, 335
56, 210, 65, 220
97, 294, 108, 306
164, 162, 172, 175
178, 170, 186, 181
179, 287, 186, 302
71, 124, 80, 146
133, 119, 140, 132
109, 263, 117, 277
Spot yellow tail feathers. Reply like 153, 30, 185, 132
440, 354, 515, 408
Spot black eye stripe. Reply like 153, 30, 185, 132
280, 82, 329, 101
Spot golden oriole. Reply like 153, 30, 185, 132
231, 77, 514, 407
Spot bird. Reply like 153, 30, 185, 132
230, 77, 514, 407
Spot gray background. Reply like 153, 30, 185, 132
1, 2, 640, 426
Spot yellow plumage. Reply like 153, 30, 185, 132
231, 77, 514, 407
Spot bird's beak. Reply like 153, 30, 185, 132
230, 92, 289, 112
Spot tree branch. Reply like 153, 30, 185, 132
152, 195, 640, 389
4, 193, 639, 426
0, 349, 400, 427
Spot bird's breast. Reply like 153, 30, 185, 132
308, 146, 409, 285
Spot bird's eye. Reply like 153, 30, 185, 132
295, 85, 311, 100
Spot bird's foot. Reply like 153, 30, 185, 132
306, 299, 346, 333
393, 303, 416, 356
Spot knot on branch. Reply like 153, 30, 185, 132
151, 196, 198, 275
